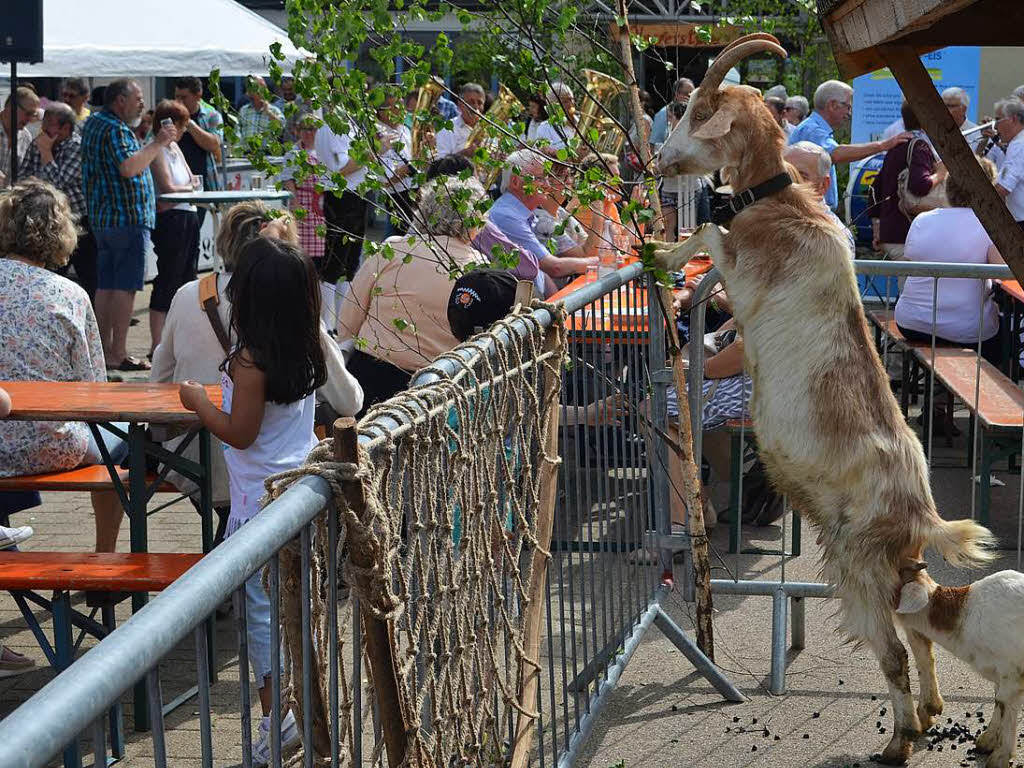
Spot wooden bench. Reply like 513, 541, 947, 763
0, 551, 202, 768
908, 346, 1024, 526
0, 464, 178, 494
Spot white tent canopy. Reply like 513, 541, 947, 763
15, 0, 303, 77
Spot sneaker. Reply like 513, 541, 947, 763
0, 645, 35, 678
0, 525, 32, 550
252, 709, 301, 766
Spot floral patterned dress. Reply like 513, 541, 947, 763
0, 259, 107, 476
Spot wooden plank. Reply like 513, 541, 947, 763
879, 45, 1024, 283
332, 418, 407, 768
911, 347, 1024, 430
509, 323, 564, 768
0, 381, 220, 425
824, 0, 975, 53
0, 552, 202, 591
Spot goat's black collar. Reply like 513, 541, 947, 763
711, 172, 793, 226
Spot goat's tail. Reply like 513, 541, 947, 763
929, 517, 998, 568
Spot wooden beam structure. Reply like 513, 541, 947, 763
877, 44, 1024, 281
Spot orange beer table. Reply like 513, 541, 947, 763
550, 255, 713, 341
0, 380, 221, 554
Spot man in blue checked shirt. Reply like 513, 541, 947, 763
82, 78, 175, 372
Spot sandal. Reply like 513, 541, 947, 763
106, 356, 151, 372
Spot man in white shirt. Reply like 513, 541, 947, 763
941, 87, 981, 150
534, 82, 578, 152
314, 118, 369, 302
434, 82, 485, 158
994, 97, 1024, 225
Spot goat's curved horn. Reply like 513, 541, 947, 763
718, 32, 783, 57
701, 39, 789, 96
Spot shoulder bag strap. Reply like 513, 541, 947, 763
198, 273, 231, 354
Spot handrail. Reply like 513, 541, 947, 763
0, 475, 333, 768
0, 260, 648, 768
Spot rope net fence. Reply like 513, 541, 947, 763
263, 302, 567, 767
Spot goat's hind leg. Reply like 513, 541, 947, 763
649, 223, 728, 273
904, 628, 943, 729
977, 679, 1023, 768
868, 618, 922, 764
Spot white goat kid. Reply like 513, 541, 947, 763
896, 565, 1024, 768
652, 34, 995, 764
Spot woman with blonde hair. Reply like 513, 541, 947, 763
0, 180, 126, 553
151, 201, 362, 543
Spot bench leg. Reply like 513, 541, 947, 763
791, 510, 802, 557
53, 591, 82, 768
728, 432, 742, 555
980, 435, 992, 529
900, 351, 911, 417
126, 422, 152, 732
101, 604, 124, 759
199, 429, 217, 686
791, 596, 806, 651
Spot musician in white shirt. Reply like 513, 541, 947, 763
435, 82, 485, 158
994, 97, 1024, 224
533, 82, 577, 152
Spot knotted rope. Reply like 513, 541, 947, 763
260, 299, 566, 767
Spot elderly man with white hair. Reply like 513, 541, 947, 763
486, 149, 595, 293
789, 79, 910, 212
533, 82, 577, 152
993, 98, 1024, 226
784, 141, 855, 255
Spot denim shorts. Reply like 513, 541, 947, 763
95, 226, 151, 292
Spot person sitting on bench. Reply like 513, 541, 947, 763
0, 181, 126, 552
894, 157, 1006, 367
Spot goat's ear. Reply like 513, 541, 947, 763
895, 581, 930, 614
691, 104, 737, 140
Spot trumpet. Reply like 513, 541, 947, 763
410, 76, 445, 160
464, 83, 524, 151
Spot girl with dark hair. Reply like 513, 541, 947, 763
179, 236, 328, 763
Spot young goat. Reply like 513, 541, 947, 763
653, 34, 995, 764
896, 564, 1024, 768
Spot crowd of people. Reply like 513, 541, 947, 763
1, 63, 1023, 737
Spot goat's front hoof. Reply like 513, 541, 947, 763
975, 726, 999, 753
985, 748, 1011, 768
916, 698, 943, 730
876, 736, 913, 765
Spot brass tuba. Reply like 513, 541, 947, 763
410, 76, 445, 160
464, 83, 525, 151
464, 83, 525, 187
575, 69, 629, 157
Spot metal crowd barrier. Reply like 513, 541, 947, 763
8, 256, 1017, 767
687, 258, 1022, 695
0, 263, 741, 768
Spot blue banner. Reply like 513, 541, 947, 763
851, 47, 980, 144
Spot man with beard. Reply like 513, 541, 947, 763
82, 79, 175, 371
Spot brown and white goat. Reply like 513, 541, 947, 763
653, 35, 995, 764
896, 564, 1024, 768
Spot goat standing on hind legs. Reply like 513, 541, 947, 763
652, 34, 996, 765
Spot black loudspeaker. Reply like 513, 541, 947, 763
0, 0, 43, 64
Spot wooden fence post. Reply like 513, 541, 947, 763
333, 417, 409, 767
509, 323, 563, 768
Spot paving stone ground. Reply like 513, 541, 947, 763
1, 287, 1019, 768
